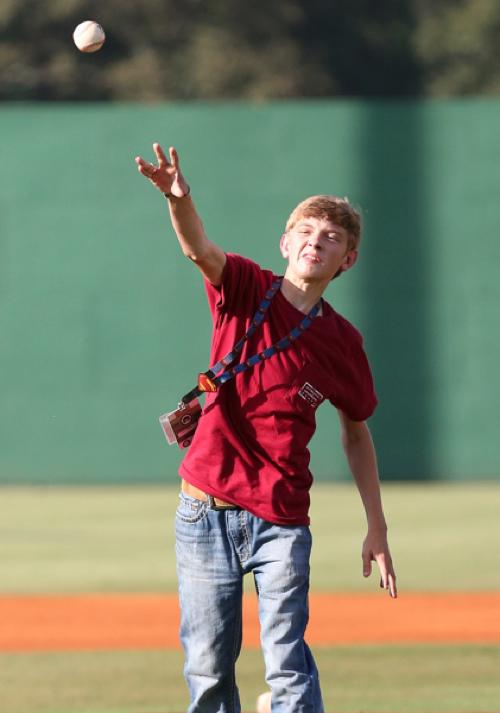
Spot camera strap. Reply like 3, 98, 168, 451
180, 277, 321, 404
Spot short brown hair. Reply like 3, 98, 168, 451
285, 195, 362, 251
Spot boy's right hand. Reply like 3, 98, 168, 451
135, 143, 190, 198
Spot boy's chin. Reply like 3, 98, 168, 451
296, 266, 332, 282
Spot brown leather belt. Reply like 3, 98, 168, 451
181, 479, 240, 510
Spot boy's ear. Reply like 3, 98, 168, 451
280, 233, 290, 258
340, 249, 358, 272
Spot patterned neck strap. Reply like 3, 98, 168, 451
180, 277, 321, 405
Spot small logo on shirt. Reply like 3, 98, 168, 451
298, 382, 324, 409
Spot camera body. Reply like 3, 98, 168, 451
159, 399, 202, 449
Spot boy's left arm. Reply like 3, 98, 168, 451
337, 410, 397, 599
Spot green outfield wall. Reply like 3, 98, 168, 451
1, 100, 499, 483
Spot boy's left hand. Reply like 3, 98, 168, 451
362, 529, 397, 598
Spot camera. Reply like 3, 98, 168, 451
159, 399, 202, 449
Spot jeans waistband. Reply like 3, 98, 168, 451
181, 479, 240, 510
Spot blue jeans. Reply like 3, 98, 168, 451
175, 492, 324, 713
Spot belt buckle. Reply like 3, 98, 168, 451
207, 494, 222, 510
207, 494, 236, 511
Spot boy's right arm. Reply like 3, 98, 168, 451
135, 143, 226, 286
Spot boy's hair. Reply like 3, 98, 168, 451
285, 195, 362, 251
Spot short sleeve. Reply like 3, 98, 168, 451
349, 344, 378, 421
330, 326, 378, 422
204, 253, 269, 319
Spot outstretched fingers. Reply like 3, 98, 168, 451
169, 146, 180, 170
135, 156, 157, 180
380, 572, 397, 599
153, 142, 170, 168
134, 143, 185, 195
388, 573, 397, 598
362, 538, 397, 599
376, 552, 397, 599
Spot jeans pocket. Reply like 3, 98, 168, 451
176, 492, 208, 524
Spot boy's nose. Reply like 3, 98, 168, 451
307, 233, 321, 247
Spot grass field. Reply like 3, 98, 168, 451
2, 482, 500, 593
2, 646, 500, 713
1, 483, 500, 713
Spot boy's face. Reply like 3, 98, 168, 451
280, 216, 357, 285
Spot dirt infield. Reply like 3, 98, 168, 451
2, 592, 500, 652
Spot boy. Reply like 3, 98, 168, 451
135, 143, 397, 713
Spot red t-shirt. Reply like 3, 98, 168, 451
179, 253, 377, 526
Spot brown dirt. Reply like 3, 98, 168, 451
1, 592, 499, 653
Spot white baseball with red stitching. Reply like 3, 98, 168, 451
73, 21, 105, 53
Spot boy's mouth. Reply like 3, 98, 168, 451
302, 252, 321, 264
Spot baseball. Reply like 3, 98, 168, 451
73, 21, 105, 53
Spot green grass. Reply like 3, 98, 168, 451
1, 645, 499, 713
1, 483, 499, 593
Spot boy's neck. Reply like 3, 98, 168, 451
280, 275, 326, 315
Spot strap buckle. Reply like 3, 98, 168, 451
197, 373, 218, 393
